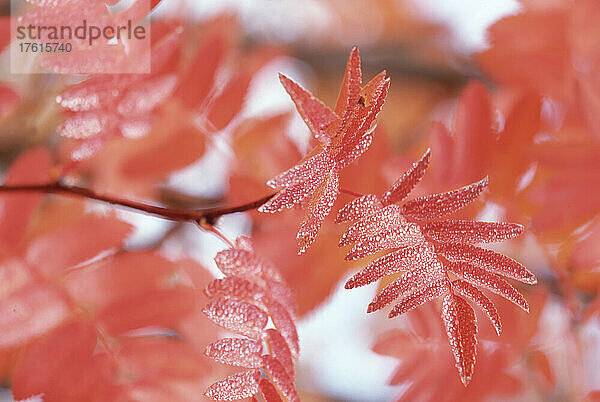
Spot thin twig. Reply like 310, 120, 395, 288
0, 181, 275, 223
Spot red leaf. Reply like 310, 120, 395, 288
0, 284, 70, 348
454, 81, 493, 185
334, 76, 390, 169
389, 279, 449, 318
334, 47, 362, 117
11, 320, 110, 402
421, 220, 524, 244
0, 148, 52, 251
259, 177, 323, 213
203, 298, 268, 340
257, 378, 283, 402
447, 262, 529, 312
118, 337, 205, 380
204, 369, 261, 401
339, 204, 403, 246
437, 243, 537, 284
441, 293, 478, 386
278, 73, 337, 141
207, 73, 252, 131
367, 258, 444, 313
175, 34, 224, 110
265, 299, 300, 359
121, 125, 207, 180
452, 280, 502, 336
265, 329, 295, 377
402, 177, 488, 221
297, 170, 339, 253
262, 355, 300, 402
267, 151, 334, 189
99, 287, 196, 334
63, 251, 179, 310
205, 276, 267, 305
335, 194, 382, 223
381, 148, 430, 206
205, 338, 263, 369
261, 47, 388, 253
25, 215, 133, 277
345, 243, 436, 289
345, 223, 425, 260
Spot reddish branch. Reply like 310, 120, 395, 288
0, 181, 275, 224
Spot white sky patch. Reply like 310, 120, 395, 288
297, 276, 400, 401
167, 135, 231, 198
412, 0, 520, 51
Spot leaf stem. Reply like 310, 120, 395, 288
0, 181, 275, 224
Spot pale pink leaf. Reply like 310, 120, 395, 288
339, 204, 403, 246
204, 276, 267, 305
345, 223, 425, 260
205, 338, 263, 368
335, 194, 382, 223
203, 298, 268, 340
258, 177, 323, 213
402, 177, 488, 221
204, 369, 261, 401
266, 151, 333, 189
214, 249, 281, 282
235, 236, 255, 252
265, 279, 297, 318
116, 74, 177, 115
0, 284, 70, 348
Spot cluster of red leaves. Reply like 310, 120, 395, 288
466, 0, 600, 318
478, 0, 600, 141
55, 16, 275, 197
373, 288, 553, 401
228, 109, 393, 316
337, 149, 537, 385
0, 148, 217, 401
259, 47, 390, 254
203, 238, 299, 401
16, 0, 161, 74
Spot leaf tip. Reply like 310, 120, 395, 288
460, 373, 472, 387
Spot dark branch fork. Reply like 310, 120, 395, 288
0, 181, 275, 224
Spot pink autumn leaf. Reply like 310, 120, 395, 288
260, 47, 390, 254
204, 338, 263, 369
204, 370, 262, 401
336, 150, 536, 385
